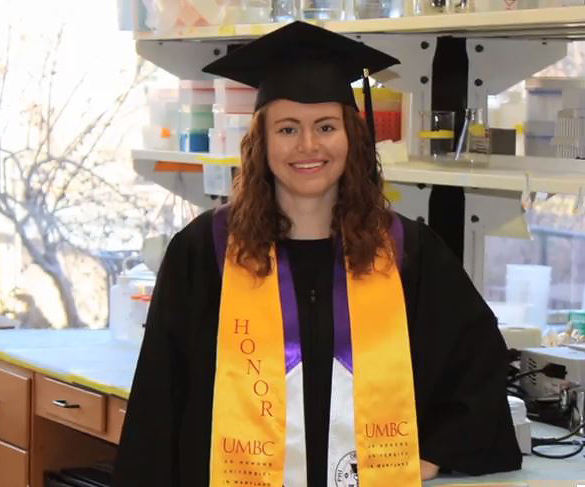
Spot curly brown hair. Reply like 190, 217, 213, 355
228, 104, 394, 278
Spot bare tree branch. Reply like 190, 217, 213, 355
1, 25, 158, 328
0, 25, 11, 114
51, 66, 148, 212
28, 46, 53, 171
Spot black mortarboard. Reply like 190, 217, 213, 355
202, 21, 400, 142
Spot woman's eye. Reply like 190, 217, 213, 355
278, 127, 297, 135
320, 124, 336, 133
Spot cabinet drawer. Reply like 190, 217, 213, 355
35, 375, 106, 433
0, 439, 28, 487
0, 363, 31, 449
106, 397, 127, 444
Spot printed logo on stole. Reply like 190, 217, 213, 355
335, 450, 359, 487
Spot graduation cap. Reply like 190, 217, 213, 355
202, 21, 400, 143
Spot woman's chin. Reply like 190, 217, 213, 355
284, 179, 339, 199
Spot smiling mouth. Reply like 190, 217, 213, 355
290, 160, 328, 172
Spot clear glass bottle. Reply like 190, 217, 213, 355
455, 108, 490, 164
273, 0, 299, 21
301, 0, 344, 20
220, 0, 273, 24
413, 0, 449, 15
354, 0, 403, 18
418, 110, 455, 158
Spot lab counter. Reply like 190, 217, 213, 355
0, 329, 137, 487
0, 329, 583, 487
427, 421, 585, 486
0, 329, 138, 398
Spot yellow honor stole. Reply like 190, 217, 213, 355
210, 234, 421, 486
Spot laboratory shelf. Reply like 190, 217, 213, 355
132, 149, 239, 167
132, 149, 238, 207
383, 155, 585, 194
133, 149, 585, 197
134, 7, 585, 41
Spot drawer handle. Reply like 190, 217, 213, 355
52, 399, 81, 409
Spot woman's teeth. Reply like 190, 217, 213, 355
292, 161, 326, 169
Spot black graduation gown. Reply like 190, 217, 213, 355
113, 211, 522, 486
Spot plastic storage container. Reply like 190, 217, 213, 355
226, 126, 249, 154
178, 104, 213, 153
353, 87, 402, 142
214, 79, 257, 113
301, 0, 344, 20
220, 0, 272, 23
553, 108, 585, 159
142, 126, 179, 151
180, 132, 209, 152
209, 128, 226, 154
147, 88, 179, 128
354, 0, 403, 17
552, 86, 585, 159
145, 88, 180, 149
179, 80, 215, 106
179, 106, 214, 131
109, 263, 155, 344
524, 121, 556, 157
210, 115, 252, 155
214, 112, 253, 131
524, 78, 585, 157
526, 78, 585, 124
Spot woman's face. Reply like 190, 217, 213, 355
265, 99, 348, 200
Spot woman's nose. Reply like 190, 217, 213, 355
298, 129, 319, 153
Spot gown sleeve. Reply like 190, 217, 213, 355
113, 230, 191, 486
401, 217, 523, 475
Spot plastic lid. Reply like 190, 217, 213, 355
353, 87, 402, 103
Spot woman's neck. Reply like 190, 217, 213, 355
276, 184, 337, 240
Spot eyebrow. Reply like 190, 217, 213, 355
273, 116, 341, 124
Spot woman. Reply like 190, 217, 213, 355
114, 21, 521, 486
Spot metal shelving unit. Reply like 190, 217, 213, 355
134, 7, 585, 41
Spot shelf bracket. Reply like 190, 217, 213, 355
467, 38, 568, 116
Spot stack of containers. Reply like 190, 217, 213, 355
524, 78, 585, 158
353, 87, 402, 142
178, 80, 215, 152
143, 88, 180, 151
553, 86, 585, 159
210, 79, 256, 155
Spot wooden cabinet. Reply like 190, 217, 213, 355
0, 362, 31, 449
106, 396, 127, 444
0, 439, 28, 487
0, 360, 127, 486
35, 375, 106, 434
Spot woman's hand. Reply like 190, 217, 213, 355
420, 459, 439, 480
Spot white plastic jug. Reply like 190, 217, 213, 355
109, 263, 155, 344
